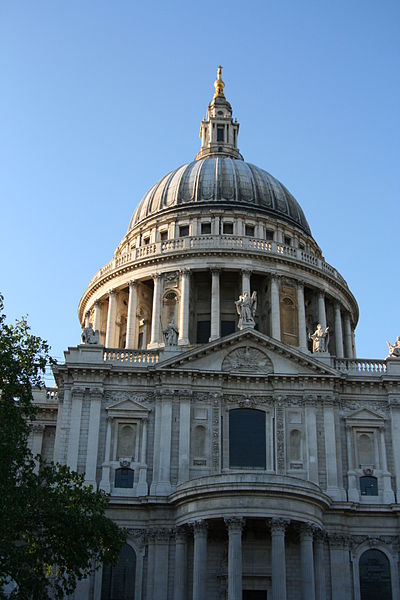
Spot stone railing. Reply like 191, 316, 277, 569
88, 235, 348, 288
334, 358, 387, 374
103, 349, 160, 365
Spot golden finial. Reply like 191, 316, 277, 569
213, 65, 225, 99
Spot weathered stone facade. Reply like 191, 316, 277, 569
33, 69, 400, 600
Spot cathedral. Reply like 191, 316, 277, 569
33, 68, 400, 600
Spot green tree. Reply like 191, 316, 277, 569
0, 294, 125, 599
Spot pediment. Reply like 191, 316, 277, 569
345, 408, 385, 422
157, 329, 339, 377
106, 398, 149, 415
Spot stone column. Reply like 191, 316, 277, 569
53, 387, 67, 462
125, 280, 138, 349
343, 313, 353, 358
334, 303, 344, 358
314, 530, 327, 600
300, 523, 315, 600
241, 269, 251, 296
31, 424, 44, 468
297, 281, 308, 352
270, 273, 281, 341
153, 529, 170, 600
84, 311, 90, 328
149, 273, 162, 348
329, 535, 352, 600
178, 397, 191, 484
317, 291, 327, 330
178, 268, 190, 345
93, 301, 100, 333
146, 531, 156, 600
85, 388, 102, 489
105, 289, 116, 347
173, 527, 187, 600
192, 520, 208, 600
209, 268, 221, 341
270, 518, 289, 600
66, 387, 84, 470
225, 517, 244, 600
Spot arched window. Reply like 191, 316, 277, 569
289, 429, 301, 461
101, 543, 136, 600
360, 475, 378, 496
359, 549, 392, 600
229, 409, 266, 469
115, 468, 134, 488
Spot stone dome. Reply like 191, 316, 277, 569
128, 157, 312, 236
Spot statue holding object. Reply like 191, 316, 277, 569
387, 336, 400, 359
309, 324, 329, 353
235, 291, 257, 330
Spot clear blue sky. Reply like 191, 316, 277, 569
1, 1, 399, 383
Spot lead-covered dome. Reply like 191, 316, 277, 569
129, 157, 311, 235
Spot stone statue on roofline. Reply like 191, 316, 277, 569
81, 322, 100, 345
309, 324, 329, 353
387, 336, 400, 359
235, 291, 257, 330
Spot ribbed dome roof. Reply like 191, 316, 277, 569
129, 157, 311, 235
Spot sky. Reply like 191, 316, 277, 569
1, 1, 399, 384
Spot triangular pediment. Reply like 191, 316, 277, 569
106, 398, 149, 414
157, 329, 339, 377
345, 407, 385, 422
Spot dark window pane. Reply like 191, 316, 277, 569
245, 225, 255, 237
284, 236, 291, 246
229, 409, 266, 468
223, 223, 233, 234
179, 225, 189, 237
201, 222, 211, 234
217, 126, 224, 142
160, 231, 168, 241
197, 321, 211, 343
360, 476, 378, 496
265, 230, 274, 240
360, 549, 392, 600
221, 321, 235, 337
115, 468, 134, 488
102, 543, 136, 600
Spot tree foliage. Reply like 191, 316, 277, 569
0, 294, 125, 599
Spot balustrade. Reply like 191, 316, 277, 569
334, 358, 386, 374
103, 349, 160, 365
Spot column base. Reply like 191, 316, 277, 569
147, 341, 163, 349
150, 481, 172, 496
326, 486, 347, 501
209, 334, 219, 342
178, 338, 190, 346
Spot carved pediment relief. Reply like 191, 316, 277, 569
222, 346, 273, 374
106, 398, 150, 418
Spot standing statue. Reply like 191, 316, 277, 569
309, 324, 329, 353
81, 323, 100, 345
387, 336, 400, 359
235, 291, 257, 330
163, 320, 179, 347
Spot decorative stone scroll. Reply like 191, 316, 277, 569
222, 346, 273, 374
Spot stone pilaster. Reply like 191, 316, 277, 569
125, 280, 138, 349
192, 520, 208, 600
85, 387, 102, 489
99, 416, 112, 493
153, 529, 170, 600
225, 517, 245, 600
323, 399, 345, 500
305, 397, 319, 484
93, 300, 100, 333
151, 394, 172, 495
173, 527, 188, 600
209, 267, 220, 341
241, 269, 251, 296
105, 289, 116, 347
329, 535, 352, 600
314, 529, 327, 600
146, 531, 156, 600
149, 273, 162, 348
178, 397, 191, 484
299, 523, 315, 600
66, 386, 84, 470
343, 313, 353, 358
137, 417, 148, 496
178, 268, 190, 345
270, 518, 289, 600
270, 273, 281, 341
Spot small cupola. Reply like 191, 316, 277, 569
195, 66, 243, 161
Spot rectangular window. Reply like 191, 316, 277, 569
143, 237, 150, 245
217, 126, 224, 142
265, 230, 274, 241
223, 222, 233, 234
201, 222, 211, 234
229, 409, 266, 468
160, 230, 168, 241
284, 236, 292, 246
245, 225, 255, 237
179, 225, 189, 237
196, 321, 211, 343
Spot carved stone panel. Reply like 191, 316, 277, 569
222, 346, 273, 374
